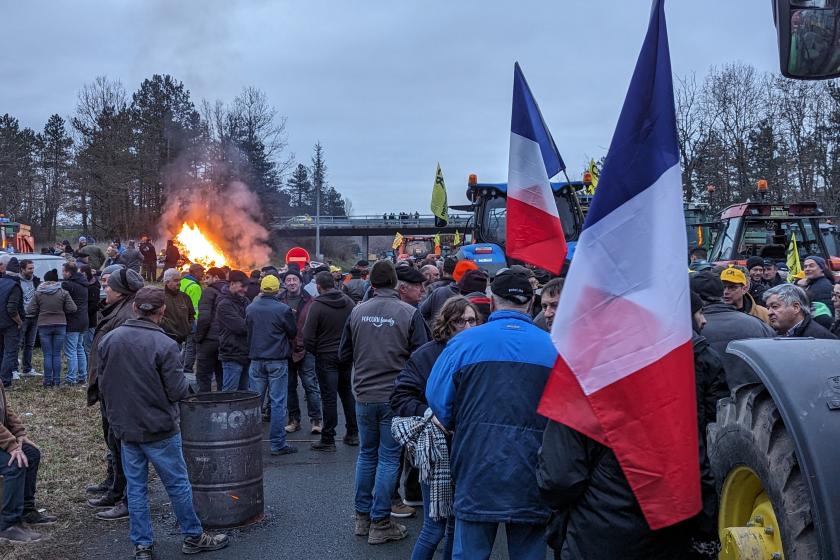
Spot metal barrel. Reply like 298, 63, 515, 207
179, 390, 263, 528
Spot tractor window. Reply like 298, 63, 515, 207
735, 219, 822, 261
481, 197, 506, 246
710, 218, 738, 261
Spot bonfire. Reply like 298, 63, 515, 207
174, 223, 230, 269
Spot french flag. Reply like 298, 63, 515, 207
538, 0, 701, 530
506, 62, 568, 275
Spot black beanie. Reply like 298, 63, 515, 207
746, 256, 764, 271
690, 290, 703, 315
689, 270, 723, 303
44, 269, 59, 282
370, 260, 398, 289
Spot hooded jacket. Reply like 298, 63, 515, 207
62, 272, 90, 332
120, 247, 142, 273
302, 289, 355, 356
26, 283, 77, 327
99, 318, 190, 443
196, 281, 225, 343
87, 294, 137, 405
216, 289, 250, 364
806, 275, 835, 319
701, 302, 775, 388
245, 294, 297, 361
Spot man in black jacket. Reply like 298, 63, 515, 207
138, 236, 157, 283
245, 275, 297, 455
62, 262, 89, 385
99, 287, 229, 559
302, 271, 358, 452
216, 270, 250, 391
194, 267, 226, 392
0, 258, 25, 388
765, 283, 838, 339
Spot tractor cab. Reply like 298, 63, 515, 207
707, 201, 840, 275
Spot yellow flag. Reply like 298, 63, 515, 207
586, 159, 600, 195
454, 230, 461, 246
392, 232, 404, 250
431, 163, 448, 226
433, 233, 441, 247
787, 232, 802, 281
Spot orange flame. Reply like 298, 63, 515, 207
174, 223, 229, 268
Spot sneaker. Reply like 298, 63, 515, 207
390, 502, 416, 518
87, 494, 119, 508
310, 441, 336, 452
402, 499, 423, 507
270, 445, 298, 456
343, 433, 359, 446
368, 518, 407, 545
22, 509, 58, 525
11, 370, 21, 380
311, 420, 322, 434
354, 512, 371, 536
95, 501, 129, 521
285, 420, 301, 433
134, 544, 154, 559
182, 532, 229, 554
0, 523, 42, 543
86, 480, 111, 495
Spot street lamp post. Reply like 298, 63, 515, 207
315, 173, 321, 260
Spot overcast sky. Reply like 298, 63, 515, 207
1, 1, 780, 215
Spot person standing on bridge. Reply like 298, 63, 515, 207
98, 287, 230, 559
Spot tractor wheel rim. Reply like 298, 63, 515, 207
719, 465, 784, 560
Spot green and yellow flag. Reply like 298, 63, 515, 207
431, 163, 448, 227
586, 159, 600, 195
787, 232, 802, 281
433, 233, 441, 247
392, 232, 404, 251
454, 230, 461, 246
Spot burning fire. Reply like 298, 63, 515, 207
175, 223, 229, 268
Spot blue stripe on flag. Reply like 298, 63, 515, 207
510, 62, 566, 177
583, 0, 679, 229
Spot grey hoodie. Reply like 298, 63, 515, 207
26, 283, 77, 327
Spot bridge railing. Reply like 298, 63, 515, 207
274, 214, 472, 229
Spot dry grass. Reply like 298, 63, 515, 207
1, 350, 106, 560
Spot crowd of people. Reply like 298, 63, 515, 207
0, 237, 839, 558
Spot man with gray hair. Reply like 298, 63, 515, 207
764, 283, 837, 339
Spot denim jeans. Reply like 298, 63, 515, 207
0, 443, 40, 530
0, 325, 21, 387
354, 402, 401, 522
182, 334, 196, 374
38, 324, 66, 386
452, 520, 546, 560
64, 331, 87, 384
84, 327, 95, 356
221, 361, 247, 392
412, 481, 454, 560
249, 360, 289, 451
287, 352, 321, 423
314, 353, 357, 443
121, 433, 203, 547
18, 316, 38, 373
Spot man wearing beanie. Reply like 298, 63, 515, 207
86, 267, 144, 521
216, 270, 251, 391
745, 256, 769, 303
0, 258, 25, 387
338, 259, 429, 544
245, 275, 298, 455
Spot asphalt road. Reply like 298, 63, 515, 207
82, 386, 545, 559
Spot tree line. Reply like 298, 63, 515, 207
0, 74, 348, 242
676, 62, 840, 215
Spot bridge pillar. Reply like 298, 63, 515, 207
360, 236, 369, 259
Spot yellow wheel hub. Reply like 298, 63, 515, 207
719, 466, 784, 560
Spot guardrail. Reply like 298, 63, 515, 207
273, 214, 471, 229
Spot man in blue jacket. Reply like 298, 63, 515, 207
426, 268, 556, 560
246, 275, 298, 455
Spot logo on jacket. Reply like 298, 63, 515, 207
361, 315, 395, 328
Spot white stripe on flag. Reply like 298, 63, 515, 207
551, 164, 691, 395
508, 132, 557, 216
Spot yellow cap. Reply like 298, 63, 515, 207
260, 274, 280, 293
792, 270, 806, 280
720, 265, 747, 286
330, 265, 342, 273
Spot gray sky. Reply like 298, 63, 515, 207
1, 1, 779, 215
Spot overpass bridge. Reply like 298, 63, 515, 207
270, 214, 473, 255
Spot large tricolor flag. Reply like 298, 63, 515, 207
506, 63, 568, 275
538, 0, 701, 529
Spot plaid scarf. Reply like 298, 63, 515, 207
391, 410, 453, 520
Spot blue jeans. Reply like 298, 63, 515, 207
0, 443, 40, 530
412, 481, 454, 560
121, 433, 203, 547
38, 325, 66, 386
18, 316, 38, 373
249, 360, 289, 451
64, 331, 87, 384
287, 353, 321, 423
354, 402, 401, 522
452, 520, 546, 560
83, 327, 95, 355
0, 325, 21, 387
221, 361, 246, 392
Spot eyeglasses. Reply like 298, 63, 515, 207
454, 317, 478, 327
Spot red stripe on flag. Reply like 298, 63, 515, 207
506, 196, 567, 275
539, 341, 701, 530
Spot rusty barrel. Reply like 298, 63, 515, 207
179, 391, 263, 528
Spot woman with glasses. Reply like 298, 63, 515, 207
390, 296, 481, 560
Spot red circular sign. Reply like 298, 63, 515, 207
285, 247, 310, 266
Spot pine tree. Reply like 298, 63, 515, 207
35, 115, 73, 241
286, 163, 312, 213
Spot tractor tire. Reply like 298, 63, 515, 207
708, 383, 820, 559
